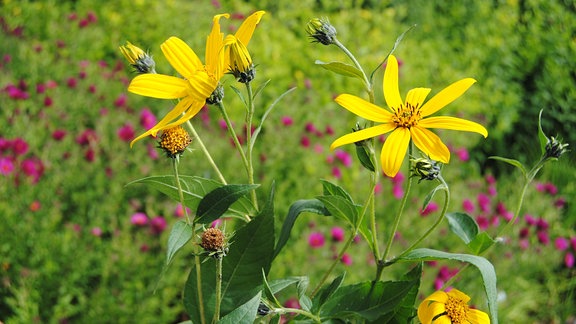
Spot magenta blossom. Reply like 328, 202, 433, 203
331, 227, 345, 242
130, 212, 149, 226
340, 253, 352, 266
117, 123, 135, 142
0, 157, 14, 175
555, 237, 569, 251
150, 216, 167, 235
420, 201, 439, 217
308, 232, 325, 248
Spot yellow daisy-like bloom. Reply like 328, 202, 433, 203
330, 54, 488, 177
418, 289, 490, 324
223, 11, 265, 80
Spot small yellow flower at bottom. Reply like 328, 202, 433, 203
158, 126, 192, 158
418, 289, 490, 324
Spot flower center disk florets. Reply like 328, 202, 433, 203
445, 295, 468, 324
392, 103, 421, 128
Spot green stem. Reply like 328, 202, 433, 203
194, 247, 206, 324
213, 256, 223, 323
172, 158, 191, 224
244, 83, 259, 210
277, 308, 322, 323
184, 120, 227, 185
396, 175, 450, 261
334, 38, 374, 101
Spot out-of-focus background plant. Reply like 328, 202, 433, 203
1, 0, 574, 323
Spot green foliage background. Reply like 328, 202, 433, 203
1, 0, 574, 323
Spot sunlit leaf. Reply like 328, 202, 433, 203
166, 220, 193, 265
315, 60, 364, 80
446, 212, 479, 245
196, 184, 259, 224
488, 156, 527, 178
218, 291, 262, 324
468, 232, 497, 255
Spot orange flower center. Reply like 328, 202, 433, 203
392, 103, 421, 128
444, 295, 468, 324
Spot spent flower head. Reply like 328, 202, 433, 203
158, 125, 192, 158
119, 41, 156, 74
200, 227, 229, 258
330, 54, 488, 177
306, 17, 337, 45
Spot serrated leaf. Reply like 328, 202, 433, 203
468, 232, 497, 255
378, 263, 422, 324
537, 109, 548, 156
315, 60, 364, 80
488, 156, 527, 178
320, 179, 354, 202
196, 184, 259, 224
315, 273, 346, 310
127, 175, 254, 218
316, 195, 359, 227
356, 145, 375, 172
218, 291, 262, 324
166, 220, 193, 265
446, 212, 479, 245
273, 199, 330, 259
398, 248, 498, 324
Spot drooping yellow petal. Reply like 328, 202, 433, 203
405, 87, 431, 108
467, 308, 491, 324
186, 70, 218, 100
419, 78, 476, 117
419, 116, 488, 137
224, 34, 253, 73
417, 299, 449, 324
383, 54, 403, 111
235, 11, 265, 46
206, 14, 229, 78
128, 74, 188, 99
161, 37, 203, 78
330, 124, 395, 150
160, 100, 205, 130
410, 126, 450, 163
335, 94, 393, 123
381, 128, 410, 177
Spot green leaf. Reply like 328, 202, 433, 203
446, 212, 479, 245
316, 195, 358, 227
314, 272, 346, 310
468, 232, 497, 255
537, 109, 548, 156
184, 186, 275, 321
398, 248, 498, 324
488, 156, 527, 178
319, 279, 419, 321
421, 184, 446, 211
252, 79, 271, 100
356, 145, 375, 172
376, 263, 422, 324
166, 220, 193, 265
320, 179, 354, 203
250, 87, 296, 149
296, 276, 311, 311
230, 85, 247, 107
127, 175, 254, 218
370, 24, 416, 81
273, 199, 329, 259
219, 291, 262, 324
196, 184, 259, 224
315, 60, 364, 80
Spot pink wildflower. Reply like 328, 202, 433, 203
555, 237, 569, 251
331, 227, 345, 242
308, 232, 325, 248
462, 199, 475, 214
150, 216, 167, 234
117, 123, 135, 142
341, 253, 352, 266
130, 212, 149, 226
0, 157, 14, 175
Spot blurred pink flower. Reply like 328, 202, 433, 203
300, 136, 310, 148
281, 116, 293, 126
476, 215, 489, 230
52, 129, 67, 141
147, 143, 159, 160
284, 297, 300, 309
455, 147, 469, 161
554, 197, 566, 209
392, 185, 404, 199
11, 138, 29, 156
304, 122, 316, 133
519, 227, 530, 239
66, 77, 77, 88
485, 174, 496, 185
21, 157, 44, 183
536, 218, 549, 231
91, 227, 103, 237
114, 93, 127, 107
334, 149, 352, 167
308, 232, 325, 248
524, 214, 536, 226
391, 172, 405, 185
420, 202, 439, 217
325, 125, 334, 136
117, 123, 135, 142
130, 212, 149, 226
150, 216, 167, 234
536, 231, 549, 245
43, 96, 53, 107
341, 253, 352, 266
29, 200, 41, 212
555, 237, 569, 251
331, 227, 345, 242
477, 193, 491, 213
76, 129, 98, 146
462, 199, 475, 214
331, 166, 341, 179
519, 239, 530, 250
0, 157, 14, 175
138, 109, 157, 131
374, 182, 382, 194
565, 252, 575, 268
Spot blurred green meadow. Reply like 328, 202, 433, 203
1, 0, 575, 323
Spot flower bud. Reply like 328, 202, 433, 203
206, 84, 225, 105
544, 136, 569, 160
158, 125, 192, 158
411, 156, 442, 183
224, 35, 256, 83
119, 41, 156, 74
306, 17, 337, 45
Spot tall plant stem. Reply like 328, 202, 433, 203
172, 158, 191, 224
244, 83, 258, 210
213, 257, 223, 323
194, 249, 206, 324
334, 38, 374, 102
184, 120, 227, 185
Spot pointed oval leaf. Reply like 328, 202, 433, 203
446, 212, 479, 245
537, 109, 548, 155
316, 195, 358, 227
356, 145, 375, 172
219, 291, 262, 324
421, 184, 446, 211
468, 232, 497, 255
488, 156, 527, 178
196, 184, 260, 224
166, 220, 193, 265
320, 179, 354, 203
315, 60, 364, 80
315, 272, 346, 310
398, 248, 498, 324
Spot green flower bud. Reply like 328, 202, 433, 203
119, 41, 156, 74
306, 17, 337, 45
411, 156, 442, 183
544, 136, 569, 160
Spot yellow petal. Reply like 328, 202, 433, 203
381, 128, 410, 177
424, 290, 450, 304
467, 308, 491, 324
420, 78, 476, 117
128, 74, 188, 99
405, 87, 431, 108
161, 100, 205, 130
447, 288, 471, 304
187, 70, 218, 100
410, 126, 450, 163
383, 54, 403, 111
417, 299, 449, 324
225, 35, 253, 72
419, 116, 488, 138
206, 14, 229, 78
161, 37, 203, 78
335, 94, 392, 123
235, 11, 266, 46
330, 124, 395, 150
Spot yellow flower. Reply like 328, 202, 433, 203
418, 289, 490, 324
223, 11, 265, 82
119, 41, 156, 74
127, 13, 230, 146
330, 54, 488, 177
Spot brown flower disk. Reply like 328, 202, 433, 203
200, 228, 225, 251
